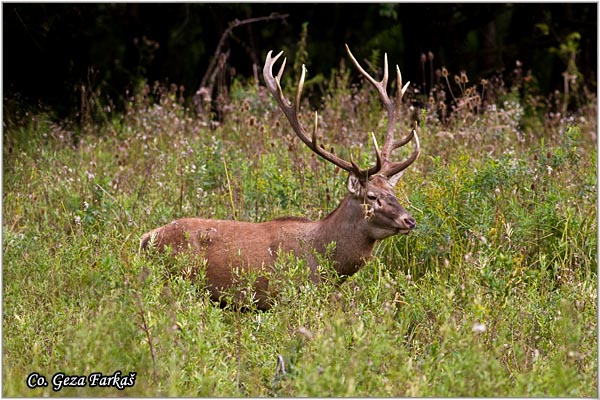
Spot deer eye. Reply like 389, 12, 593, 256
367, 192, 377, 200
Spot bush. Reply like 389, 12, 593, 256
3, 61, 597, 396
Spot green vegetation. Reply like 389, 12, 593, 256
3, 58, 597, 396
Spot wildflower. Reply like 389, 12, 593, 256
441, 67, 449, 78
296, 327, 314, 340
568, 350, 584, 360
532, 348, 540, 362
472, 323, 486, 334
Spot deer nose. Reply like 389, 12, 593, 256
403, 216, 416, 230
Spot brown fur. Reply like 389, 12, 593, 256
140, 175, 414, 310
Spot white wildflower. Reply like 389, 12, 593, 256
472, 323, 487, 334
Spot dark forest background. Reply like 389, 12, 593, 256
3, 3, 597, 118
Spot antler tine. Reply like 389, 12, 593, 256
380, 125, 421, 177
345, 44, 392, 109
265, 50, 290, 110
345, 44, 377, 87
370, 132, 383, 173
265, 49, 376, 178
382, 52, 389, 89
344, 45, 420, 179
396, 66, 411, 114
276, 55, 286, 83
395, 67, 410, 98
295, 65, 306, 114
350, 132, 383, 178
395, 66, 402, 105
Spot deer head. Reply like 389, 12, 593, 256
263, 45, 420, 240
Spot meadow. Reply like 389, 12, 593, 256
2, 54, 598, 396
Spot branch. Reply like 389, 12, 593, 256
199, 12, 289, 89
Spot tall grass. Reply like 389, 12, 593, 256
2, 60, 597, 396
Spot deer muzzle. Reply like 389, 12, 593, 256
380, 197, 416, 234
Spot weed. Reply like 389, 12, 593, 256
2, 51, 597, 396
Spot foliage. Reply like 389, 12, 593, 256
4, 3, 597, 117
2, 56, 597, 396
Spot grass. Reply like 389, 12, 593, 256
2, 62, 597, 396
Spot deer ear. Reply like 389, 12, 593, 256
347, 173, 363, 196
387, 170, 405, 187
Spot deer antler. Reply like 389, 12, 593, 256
344, 44, 420, 178
263, 47, 419, 181
263, 50, 381, 180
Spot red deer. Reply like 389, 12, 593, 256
140, 45, 420, 310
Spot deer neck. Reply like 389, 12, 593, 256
313, 194, 376, 277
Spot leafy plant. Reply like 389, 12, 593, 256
3, 49, 597, 396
